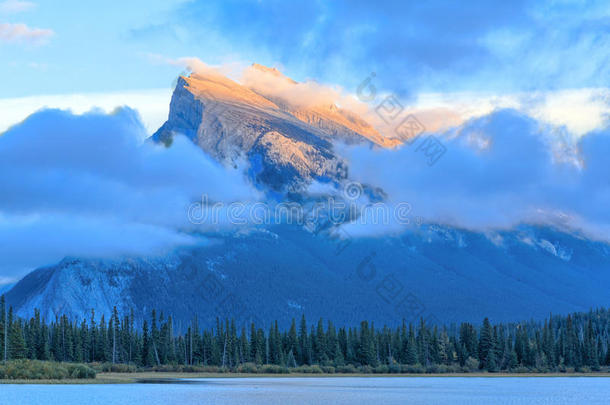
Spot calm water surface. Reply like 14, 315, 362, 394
1, 377, 609, 405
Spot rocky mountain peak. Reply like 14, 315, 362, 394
153, 64, 398, 191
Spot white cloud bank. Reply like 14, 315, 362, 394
412, 88, 610, 137
345, 108, 610, 241
0, 108, 256, 281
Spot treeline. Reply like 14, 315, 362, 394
1, 296, 609, 373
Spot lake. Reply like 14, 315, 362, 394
1, 377, 609, 404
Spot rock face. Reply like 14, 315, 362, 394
152, 65, 394, 191
6, 225, 610, 328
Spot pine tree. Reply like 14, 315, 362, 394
249, 323, 260, 364
298, 315, 309, 365
8, 308, 26, 359
0, 295, 6, 362
416, 318, 429, 366
315, 318, 327, 363
239, 326, 249, 364
333, 341, 345, 366
405, 324, 417, 365
459, 322, 478, 360
286, 319, 298, 364
357, 321, 376, 366
141, 320, 154, 367
478, 317, 494, 370
0, 300, 608, 374
326, 321, 337, 361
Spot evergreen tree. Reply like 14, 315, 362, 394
315, 318, 327, 363
141, 320, 154, 367
478, 318, 494, 370
8, 309, 26, 359
0, 295, 6, 362
286, 319, 298, 364
405, 324, 417, 365
298, 315, 309, 365
0, 302, 608, 374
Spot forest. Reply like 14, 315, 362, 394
1, 296, 609, 375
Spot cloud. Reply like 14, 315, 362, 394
409, 88, 610, 137
344, 108, 610, 240
0, 0, 35, 14
166, 56, 346, 108
241, 63, 343, 109
0, 22, 54, 44
169, 60, 610, 241
166, 0, 610, 96
160, 57, 610, 144
157, 55, 610, 193
164, 56, 383, 129
0, 108, 257, 281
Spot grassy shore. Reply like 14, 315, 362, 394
1, 360, 609, 384
2, 371, 610, 384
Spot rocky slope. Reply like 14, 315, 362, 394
6, 225, 610, 328
152, 64, 395, 191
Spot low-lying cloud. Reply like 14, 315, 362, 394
345, 109, 610, 240
164, 58, 610, 241
0, 108, 256, 281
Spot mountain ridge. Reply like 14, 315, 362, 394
6, 224, 610, 328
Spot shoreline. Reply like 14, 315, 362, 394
2, 371, 609, 384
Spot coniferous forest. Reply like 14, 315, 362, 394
1, 296, 609, 375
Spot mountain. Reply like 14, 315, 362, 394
152, 64, 397, 191
6, 64, 610, 328
6, 224, 610, 328
0, 283, 13, 295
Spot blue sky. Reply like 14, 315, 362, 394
2, 0, 609, 97
1, 0, 184, 96
1, 0, 610, 282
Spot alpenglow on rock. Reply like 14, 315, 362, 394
152, 64, 398, 191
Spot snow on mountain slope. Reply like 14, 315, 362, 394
6, 225, 610, 327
